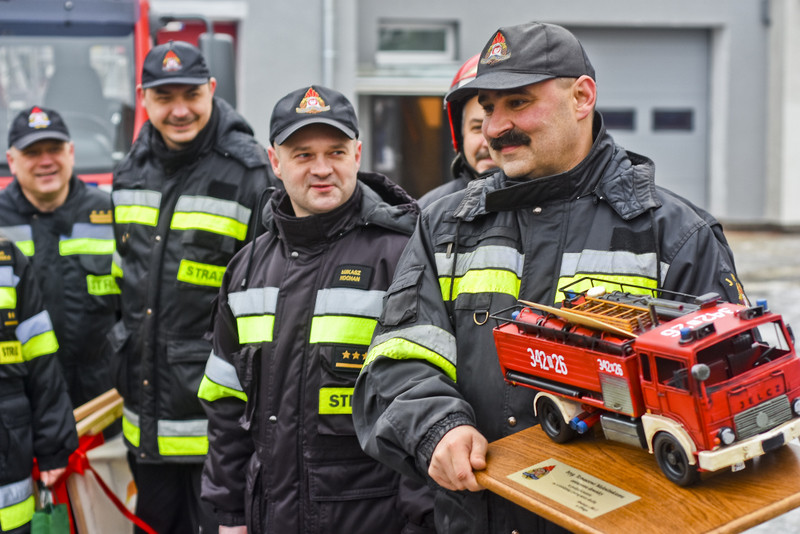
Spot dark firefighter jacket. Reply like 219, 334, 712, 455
353, 116, 746, 534
417, 153, 478, 210
110, 97, 274, 463
0, 176, 118, 407
0, 237, 78, 531
198, 173, 434, 532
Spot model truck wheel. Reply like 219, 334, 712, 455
537, 397, 577, 443
653, 433, 698, 486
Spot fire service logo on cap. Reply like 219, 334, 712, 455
28, 107, 51, 129
295, 88, 330, 114
481, 32, 511, 65
162, 50, 183, 72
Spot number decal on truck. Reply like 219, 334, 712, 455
527, 347, 569, 375
597, 358, 624, 376
660, 307, 735, 338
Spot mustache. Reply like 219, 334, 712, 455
489, 129, 531, 151
165, 116, 198, 127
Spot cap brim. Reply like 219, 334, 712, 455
446, 71, 556, 102
141, 76, 210, 89
274, 118, 357, 145
13, 131, 71, 150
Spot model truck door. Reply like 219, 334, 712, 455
638, 351, 661, 409
653, 354, 702, 432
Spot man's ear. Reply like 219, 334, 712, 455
267, 145, 283, 180
573, 75, 596, 121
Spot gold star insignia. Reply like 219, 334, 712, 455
342, 350, 351, 359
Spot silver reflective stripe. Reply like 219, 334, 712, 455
371, 324, 458, 366
0, 477, 33, 508
204, 351, 244, 392
0, 266, 18, 287
228, 287, 279, 317
123, 406, 139, 426
559, 251, 669, 283
435, 245, 524, 277
0, 225, 32, 242
313, 288, 385, 318
158, 418, 208, 437
112, 189, 162, 208
15, 311, 53, 344
67, 222, 114, 240
175, 196, 251, 225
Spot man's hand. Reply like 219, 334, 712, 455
428, 425, 488, 492
219, 526, 247, 534
39, 467, 66, 487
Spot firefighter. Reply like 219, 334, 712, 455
353, 22, 747, 534
198, 86, 434, 533
0, 236, 78, 534
418, 54, 497, 209
110, 41, 276, 534
1, 106, 118, 409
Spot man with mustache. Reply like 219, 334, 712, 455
111, 41, 276, 534
418, 55, 498, 209
354, 22, 746, 534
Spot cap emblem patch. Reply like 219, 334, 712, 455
28, 107, 51, 129
162, 50, 183, 72
481, 31, 511, 65
296, 88, 330, 114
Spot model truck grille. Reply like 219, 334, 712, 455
600, 374, 634, 416
734, 395, 791, 440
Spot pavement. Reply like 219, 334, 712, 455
712, 230, 800, 533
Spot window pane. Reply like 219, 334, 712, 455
600, 109, 635, 131
379, 28, 446, 52
653, 109, 693, 131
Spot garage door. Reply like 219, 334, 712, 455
570, 28, 710, 208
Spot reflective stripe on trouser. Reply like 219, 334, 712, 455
557, 250, 668, 302
122, 406, 209, 456
170, 195, 251, 241
58, 223, 116, 255
0, 225, 33, 256
435, 245, 524, 301
15, 311, 58, 361
0, 266, 17, 310
0, 477, 34, 532
198, 351, 247, 402
365, 325, 458, 382
228, 287, 279, 344
112, 189, 162, 226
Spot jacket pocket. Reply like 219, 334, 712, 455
107, 320, 133, 400
165, 338, 212, 416
317, 345, 362, 436
380, 265, 425, 327
244, 454, 265, 532
0, 393, 33, 482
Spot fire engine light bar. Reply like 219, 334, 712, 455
679, 322, 716, 344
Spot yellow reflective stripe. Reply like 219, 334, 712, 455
16, 241, 34, 257
237, 315, 274, 344
122, 411, 140, 447
365, 338, 457, 382
157, 435, 209, 456
115, 205, 159, 226
171, 212, 248, 241
0, 287, 16, 309
176, 259, 226, 288
439, 269, 521, 301
319, 387, 354, 415
309, 316, 377, 345
21, 331, 58, 361
556, 274, 658, 304
59, 238, 115, 256
0, 495, 34, 531
0, 341, 23, 364
87, 274, 121, 296
197, 375, 247, 402
112, 260, 123, 278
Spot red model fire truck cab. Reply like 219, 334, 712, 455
492, 279, 800, 485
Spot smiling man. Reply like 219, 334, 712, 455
0, 106, 118, 412
353, 22, 747, 534
198, 86, 434, 533
111, 41, 276, 534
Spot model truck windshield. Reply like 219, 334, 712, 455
696, 319, 793, 388
0, 35, 135, 175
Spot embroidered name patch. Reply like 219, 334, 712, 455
332, 264, 373, 290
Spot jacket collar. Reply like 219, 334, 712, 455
8, 174, 81, 216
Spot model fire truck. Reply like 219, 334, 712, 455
492, 278, 800, 486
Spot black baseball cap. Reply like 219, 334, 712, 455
447, 22, 595, 103
269, 86, 359, 145
141, 41, 211, 89
8, 106, 71, 150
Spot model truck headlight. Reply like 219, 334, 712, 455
718, 427, 736, 446
792, 397, 800, 416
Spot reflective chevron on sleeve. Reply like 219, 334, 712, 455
364, 324, 457, 382
198, 351, 247, 402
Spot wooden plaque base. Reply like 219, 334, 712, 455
475, 426, 800, 534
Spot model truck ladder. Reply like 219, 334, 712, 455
566, 297, 654, 335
